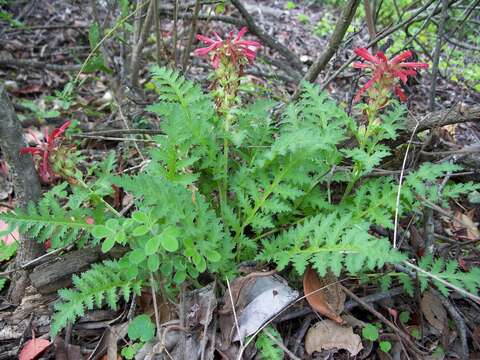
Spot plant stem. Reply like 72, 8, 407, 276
222, 114, 230, 208
76, 178, 122, 218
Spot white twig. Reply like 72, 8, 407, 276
393, 119, 419, 248
226, 276, 244, 350
150, 273, 162, 342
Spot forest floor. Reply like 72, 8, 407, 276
1, 0, 480, 359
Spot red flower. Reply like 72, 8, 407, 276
352, 48, 429, 103
20, 121, 71, 183
194, 27, 261, 69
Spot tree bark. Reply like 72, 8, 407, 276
405, 103, 480, 133
0, 85, 43, 304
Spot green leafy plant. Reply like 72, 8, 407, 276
380, 340, 392, 352
0, 277, 6, 291
362, 323, 379, 341
297, 13, 309, 25
0, 240, 17, 261
399, 311, 410, 324
285, 1, 296, 10
1, 30, 479, 340
256, 327, 284, 360
121, 314, 156, 359
18, 100, 60, 122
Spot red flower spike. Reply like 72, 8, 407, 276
194, 27, 261, 69
20, 121, 71, 183
352, 48, 429, 102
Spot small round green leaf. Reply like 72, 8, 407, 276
362, 324, 379, 341
132, 225, 149, 237
127, 314, 155, 342
124, 266, 138, 280
121, 346, 135, 360
160, 262, 173, 276
101, 237, 115, 253
92, 225, 111, 238
399, 311, 410, 324
147, 255, 160, 272
160, 226, 179, 252
380, 341, 392, 353
105, 218, 119, 229
145, 236, 161, 255
205, 250, 221, 262
129, 249, 146, 264
174, 270, 186, 284
132, 211, 149, 223
115, 230, 126, 244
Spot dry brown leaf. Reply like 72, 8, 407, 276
303, 267, 345, 324
454, 210, 480, 240
420, 290, 447, 332
305, 320, 363, 356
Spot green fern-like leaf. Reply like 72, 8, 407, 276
417, 255, 480, 296
0, 277, 6, 291
51, 260, 142, 336
256, 326, 284, 360
259, 213, 406, 276
0, 197, 94, 248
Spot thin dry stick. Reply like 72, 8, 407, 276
434, 289, 469, 359
226, 276, 244, 350
173, 0, 179, 67
403, 0, 442, 50
200, 281, 216, 360
182, 0, 202, 71
393, 118, 419, 248
152, 0, 162, 66
263, 328, 301, 360
429, 0, 449, 111
419, 194, 476, 230
364, 0, 377, 50
150, 273, 162, 342
74, 1, 149, 83
113, 96, 146, 160
341, 285, 429, 356
131, 0, 155, 88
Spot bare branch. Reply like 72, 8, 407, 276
0, 59, 81, 72
429, 0, 449, 111
131, 0, 155, 88
230, 0, 304, 73
182, 0, 202, 71
294, 0, 360, 97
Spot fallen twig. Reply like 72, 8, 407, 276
432, 289, 469, 360
341, 285, 429, 356
0, 59, 81, 72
